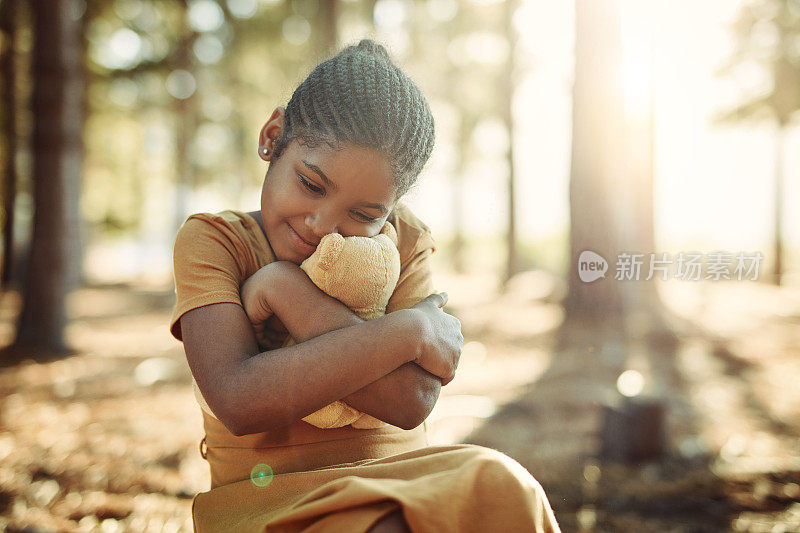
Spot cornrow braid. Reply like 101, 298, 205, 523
272, 39, 435, 198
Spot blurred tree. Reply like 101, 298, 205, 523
501, 0, 519, 284
408, 1, 507, 275
403, 0, 469, 273
0, 0, 19, 289
85, 0, 334, 238
446, 54, 475, 274
15, 0, 85, 354
617, 4, 678, 348
318, 0, 339, 55
716, 0, 800, 286
171, 0, 200, 235
560, 0, 626, 349
449, 106, 477, 275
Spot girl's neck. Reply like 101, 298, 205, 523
246, 210, 267, 238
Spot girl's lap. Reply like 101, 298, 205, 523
193, 444, 560, 533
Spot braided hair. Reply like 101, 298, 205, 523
272, 39, 435, 199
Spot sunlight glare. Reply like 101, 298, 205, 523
621, 0, 654, 124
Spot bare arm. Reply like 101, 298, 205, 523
182, 300, 424, 436
183, 262, 459, 435
342, 362, 442, 429
240, 261, 444, 429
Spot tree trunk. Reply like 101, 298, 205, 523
319, 0, 338, 55
617, 9, 677, 347
772, 122, 784, 286
16, 0, 84, 354
502, 0, 519, 285
0, 0, 18, 289
450, 112, 476, 275
172, 13, 198, 237
559, 0, 626, 352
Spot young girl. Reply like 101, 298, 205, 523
170, 39, 560, 533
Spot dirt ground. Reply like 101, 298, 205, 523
0, 271, 798, 532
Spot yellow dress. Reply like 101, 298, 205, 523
170, 204, 561, 532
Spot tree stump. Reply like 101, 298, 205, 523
600, 395, 668, 463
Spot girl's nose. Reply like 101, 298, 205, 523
306, 211, 338, 238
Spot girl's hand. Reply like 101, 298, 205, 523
410, 292, 463, 386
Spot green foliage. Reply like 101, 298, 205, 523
81, 0, 343, 236
73, 0, 523, 262
715, 0, 800, 126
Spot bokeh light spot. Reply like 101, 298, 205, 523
194, 34, 225, 64
188, 0, 225, 32
374, 0, 408, 29
251, 463, 274, 487
228, 0, 258, 19
282, 16, 311, 46
166, 70, 197, 100
616, 369, 645, 397
427, 0, 457, 23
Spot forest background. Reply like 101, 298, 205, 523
1, 0, 799, 531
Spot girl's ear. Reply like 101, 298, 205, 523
258, 106, 285, 161
379, 221, 398, 245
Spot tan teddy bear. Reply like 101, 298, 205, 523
285, 221, 401, 429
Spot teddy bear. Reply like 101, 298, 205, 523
286, 220, 401, 429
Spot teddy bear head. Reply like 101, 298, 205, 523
300, 222, 401, 318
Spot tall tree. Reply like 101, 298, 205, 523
617, 3, 677, 345
318, 0, 339, 55
716, 0, 800, 286
501, 0, 519, 284
0, 0, 19, 289
15, 0, 84, 353
559, 0, 626, 349
171, 13, 200, 236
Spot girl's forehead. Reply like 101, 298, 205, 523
289, 140, 397, 202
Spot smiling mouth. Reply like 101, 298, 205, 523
287, 224, 319, 251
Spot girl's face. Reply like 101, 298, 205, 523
259, 137, 398, 265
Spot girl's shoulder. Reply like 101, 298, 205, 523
181, 209, 255, 232
175, 209, 273, 265
390, 202, 431, 235
390, 203, 436, 263
180, 210, 265, 241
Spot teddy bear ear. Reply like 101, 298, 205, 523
380, 221, 398, 245
317, 232, 345, 271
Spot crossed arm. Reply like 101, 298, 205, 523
181, 261, 453, 435
243, 261, 444, 430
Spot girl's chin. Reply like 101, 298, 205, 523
274, 251, 304, 265
276, 246, 311, 265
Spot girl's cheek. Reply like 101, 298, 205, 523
362, 220, 389, 238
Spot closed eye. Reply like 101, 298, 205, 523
353, 211, 379, 222
298, 174, 323, 194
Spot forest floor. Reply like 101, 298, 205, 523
0, 271, 798, 532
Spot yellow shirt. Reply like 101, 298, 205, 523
170, 202, 436, 420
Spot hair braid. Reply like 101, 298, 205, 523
347, 53, 372, 141
272, 38, 435, 198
